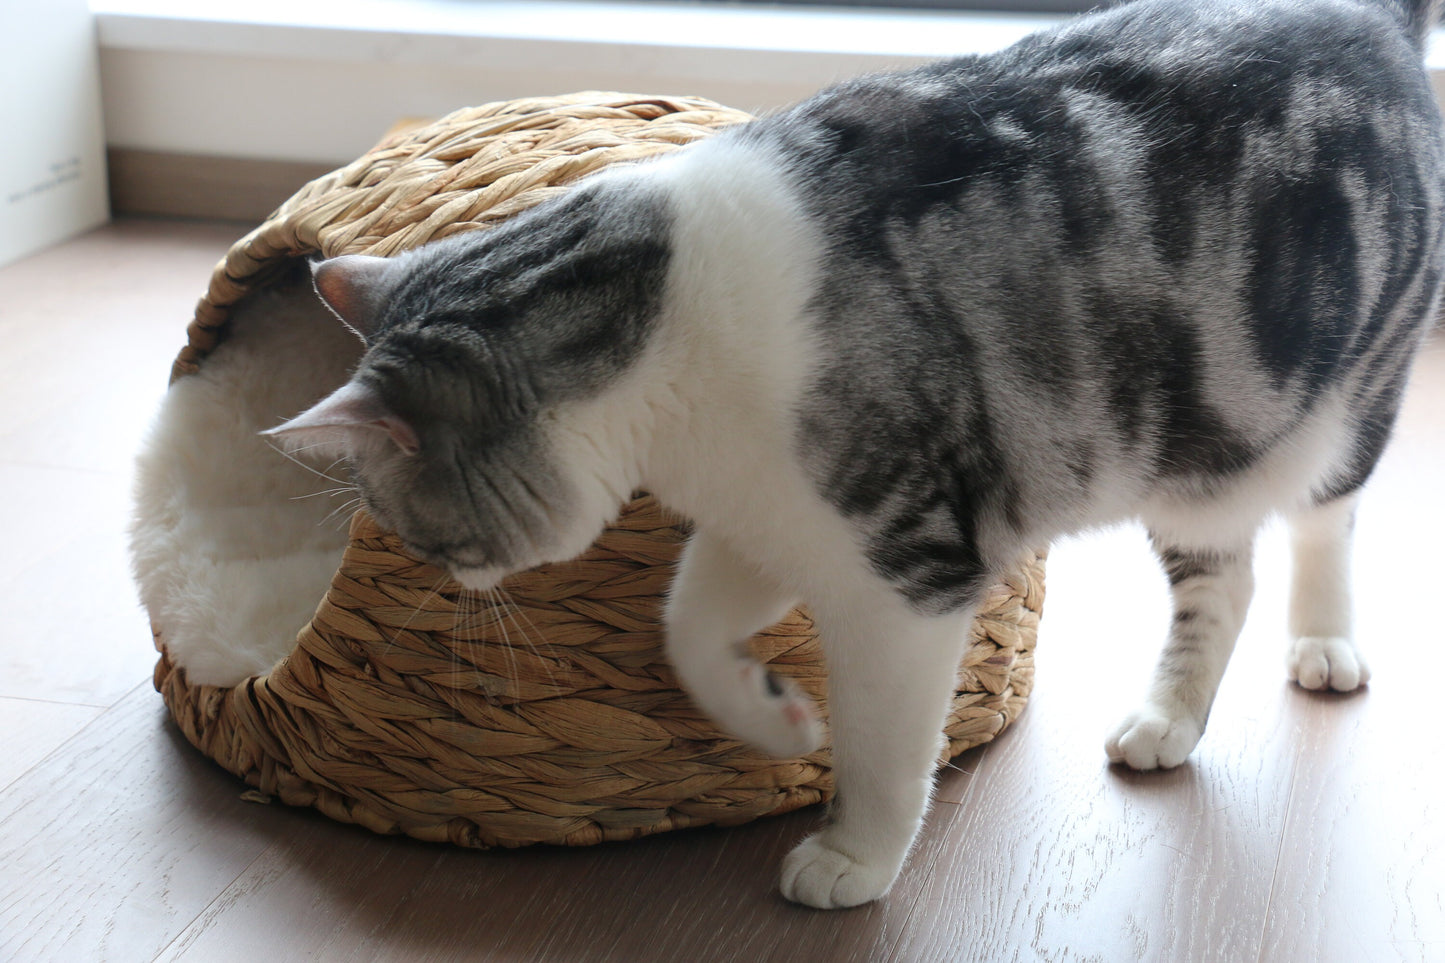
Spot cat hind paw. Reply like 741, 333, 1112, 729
1105, 705, 1203, 771
779, 834, 899, 909
1287, 636, 1369, 692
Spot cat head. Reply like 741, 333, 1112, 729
264, 185, 672, 590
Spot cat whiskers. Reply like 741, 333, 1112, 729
262, 439, 352, 489
320, 495, 366, 531
487, 584, 560, 693
291, 484, 357, 502
287, 479, 366, 531
451, 586, 481, 711
939, 759, 976, 777
479, 585, 523, 701
382, 573, 448, 659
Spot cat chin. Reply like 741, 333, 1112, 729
449, 564, 507, 593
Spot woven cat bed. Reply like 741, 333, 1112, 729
149, 92, 1046, 848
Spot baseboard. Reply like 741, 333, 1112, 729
107, 148, 336, 222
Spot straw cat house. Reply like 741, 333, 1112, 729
133, 92, 1045, 848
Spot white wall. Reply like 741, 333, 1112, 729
90, 0, 1445, 170
1, 0, 108, 266
94, 0, 1056, 167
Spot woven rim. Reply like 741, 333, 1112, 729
151, 92, 1045, 848
173, 92, 755, 381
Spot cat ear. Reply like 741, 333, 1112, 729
262, 381, 421, 457
311, 255, 395, 341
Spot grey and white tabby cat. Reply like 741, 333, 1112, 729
269, 0, 1445, 908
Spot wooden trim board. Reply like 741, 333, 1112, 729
107, 148, 336, 222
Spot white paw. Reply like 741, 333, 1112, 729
706, 661, 825, 759
1287, 636, 1370, 692
779, 833, 900, 909
1105, 704, 1203, 770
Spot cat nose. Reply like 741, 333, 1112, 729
406, 537, 493, 573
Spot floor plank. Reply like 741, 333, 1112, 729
0, 697, 103, 791
0, 684, 292, 963
0, 463, 159, 705
152, 770, 975, 963
0, 219, 242, 476
1259, 693, 1445, 963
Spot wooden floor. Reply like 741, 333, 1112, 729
1, 219, 1442, 962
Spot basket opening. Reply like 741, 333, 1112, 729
131, 264, 364, 686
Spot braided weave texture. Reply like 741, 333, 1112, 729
153, 92, 1046, 848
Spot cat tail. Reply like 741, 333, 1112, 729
1377, 0, 1444, 50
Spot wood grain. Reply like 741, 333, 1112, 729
0, 684, 292, 963
0, 697, 102, 791
1259, 692, 1445, 963
152, 768, 980, 962
0, 218, 242, 474
0, 464, 159, 704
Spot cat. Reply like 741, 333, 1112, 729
266, 0, 1445, 909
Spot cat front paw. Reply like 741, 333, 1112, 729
1287, 636, 1370, 692
1105, 704, 1203, 770
710, 661, 825, 759
779, 833, 900, 909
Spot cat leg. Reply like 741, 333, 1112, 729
1286, 493, 1369, 691
664, 530, 824, 759
780, 598, 971, 909
1106, 534, 1255, 770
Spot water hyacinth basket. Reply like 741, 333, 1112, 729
149, 92, 1047, 849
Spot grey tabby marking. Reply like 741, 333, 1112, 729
1153, 541, 1237, 588
741, 0, 1444, 614
311, 2, 1443, 602
320, 182, 671, 572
